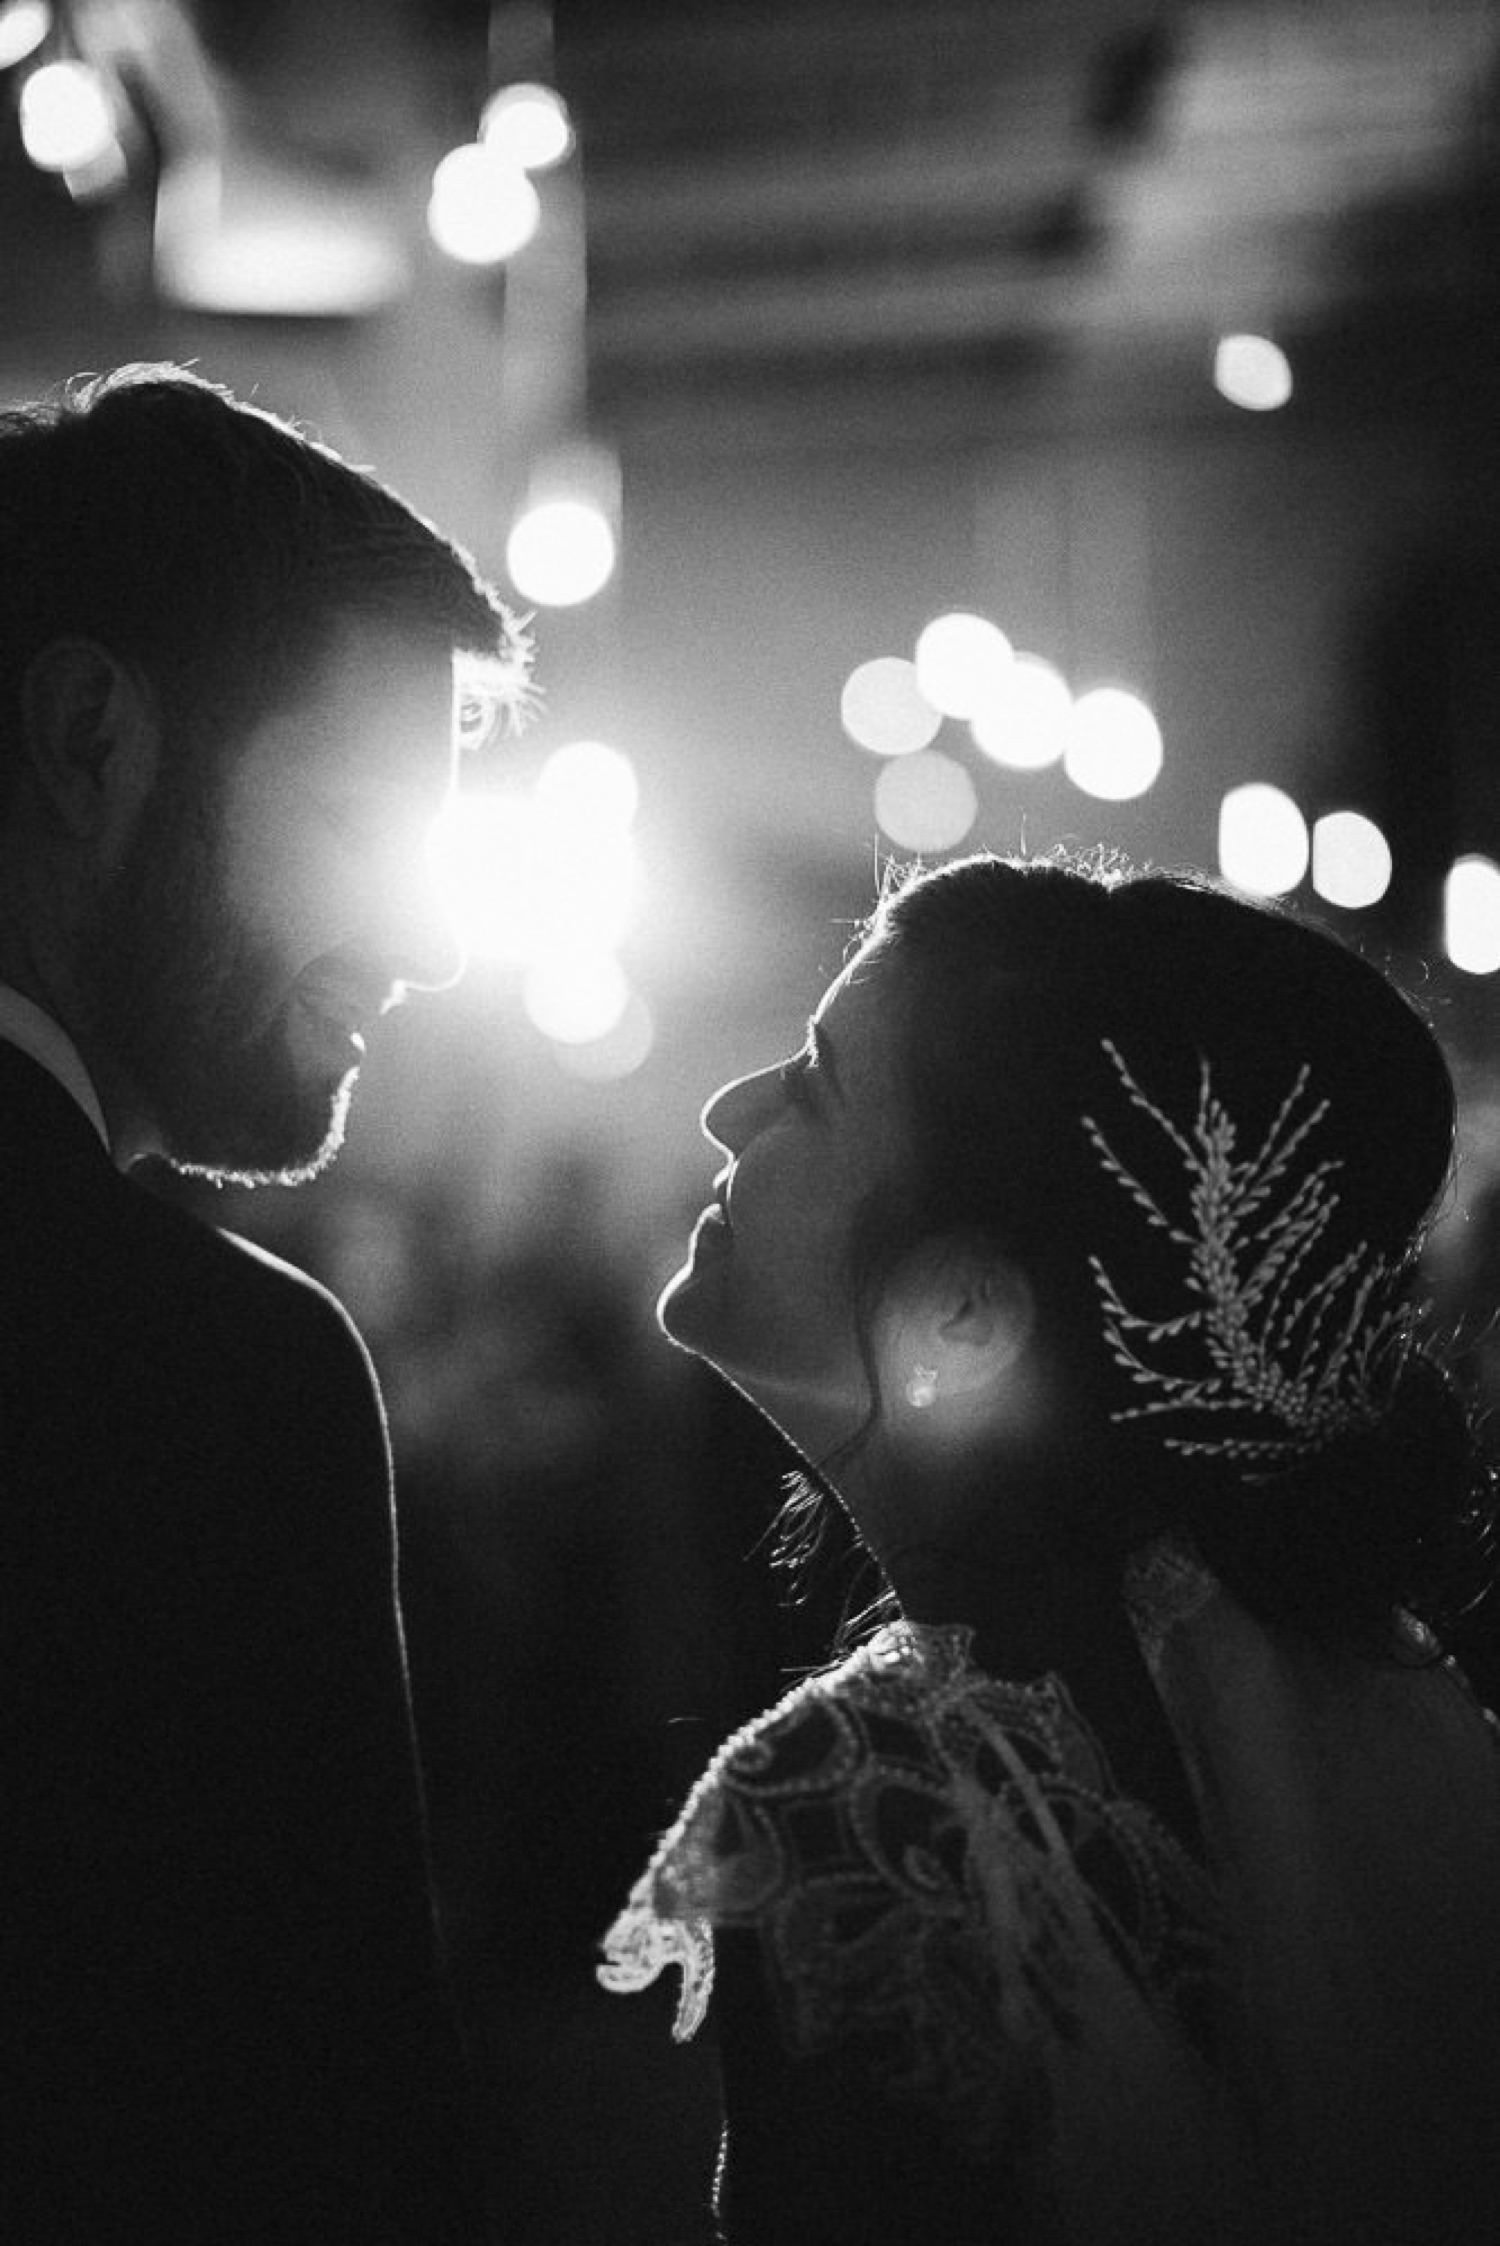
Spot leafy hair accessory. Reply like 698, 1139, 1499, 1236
1081, 1039, 1412, 1464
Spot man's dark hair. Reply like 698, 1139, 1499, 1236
0, 361, 531, 808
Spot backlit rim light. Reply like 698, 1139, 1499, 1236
1445, 855, 1500, 977
1218, 782, 1308, 896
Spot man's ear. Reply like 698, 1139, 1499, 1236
19, 638, 160, 854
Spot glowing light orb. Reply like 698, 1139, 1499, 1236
427, 787, 640, 964
0, 3, 51, 73
555, 990, 656, 1080
1311, 811, 1392, 910
970, 654, 1072, 771
839, 656, 942, 757
480, 82, 573, 172
1063, 688, 1163, 801
1445, 856, 1500, 976
427, 143, 539, 264
523, 951, 631, 1044
913, 613, 1013, 720
536, 740, 638, 829
1214, 333, 1293, 412
64, 137, 128, 201
20, 60, 116, 174
506, 497, 616, 606
1218, 783, 1308, 896
873, 750, 978, 853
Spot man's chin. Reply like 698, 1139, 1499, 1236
160, 1069, 357, 1189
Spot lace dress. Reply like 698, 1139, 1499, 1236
601, 1544, 1500, 2244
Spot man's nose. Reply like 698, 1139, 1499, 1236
385, 858, 467, 995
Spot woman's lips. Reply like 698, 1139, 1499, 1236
691, 1203, 731, 1254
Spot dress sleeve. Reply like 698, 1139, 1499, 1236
709, 1923, 1028, 2246
598, 1649, 1049, 2237
600, 1625, 1229, 2246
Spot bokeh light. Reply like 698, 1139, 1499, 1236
480, 82, 574, 172
427, 781, 640, 966
839, 656, 942, 757
1214, 333, 1293, 412
20, 60, 116, 174
523, 951, 631, 1044
1062, 687, 1163, 801
64, 136, 128, 201
535, 739, 639, 829
427, 142, 540, 264
873, 749, 978, 852
506, 497, 617, 606
913, 613, 1013, 720
555, 990, 656, 1080
1445, 856, 1500, 976
1310, 810, 1392, 910
970, 653, 1072, 770
0, 2, 50, 73
1218, 783, 1309, 895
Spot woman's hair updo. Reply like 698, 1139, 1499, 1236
855, 849, 1493, 1653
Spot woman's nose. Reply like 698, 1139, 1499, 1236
702, 1065, 777, 1153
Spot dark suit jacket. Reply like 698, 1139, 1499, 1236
0, 1041, 491, 2242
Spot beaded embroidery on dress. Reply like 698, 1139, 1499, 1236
600, 1615, 1225, 2172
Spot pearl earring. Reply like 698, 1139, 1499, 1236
905, 1364, 939, 1410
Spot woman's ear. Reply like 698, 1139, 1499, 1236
881, 1235, 1038, 1417
933, 1251, 1036, 1394
19, 638, 160, 857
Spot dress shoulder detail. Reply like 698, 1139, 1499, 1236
599, 1619, 1223, 2158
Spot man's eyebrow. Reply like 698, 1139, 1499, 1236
808, 1018, 842, 1096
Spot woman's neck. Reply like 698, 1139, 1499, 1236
884, 1528, 1206, 1854
884, 1533, 1139, 1681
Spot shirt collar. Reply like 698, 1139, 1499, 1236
0, 984, 112, 1153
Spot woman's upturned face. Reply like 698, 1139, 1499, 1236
658, 947, 911, 1461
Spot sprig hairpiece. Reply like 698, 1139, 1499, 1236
1081, 1039, 1412, 1464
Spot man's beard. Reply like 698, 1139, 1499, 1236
78, 770, 357, 1186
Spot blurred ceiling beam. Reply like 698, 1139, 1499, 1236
556, 0, 1500, 431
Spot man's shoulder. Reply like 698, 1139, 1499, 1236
1, 1135, 370, 1382
216, 1219, 372, 1360
130, 1189, 371, 1371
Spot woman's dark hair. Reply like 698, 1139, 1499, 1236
0, 361, 531, 809
800, 848, 1494, 1655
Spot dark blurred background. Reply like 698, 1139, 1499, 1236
7, 1, 1500, 2236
